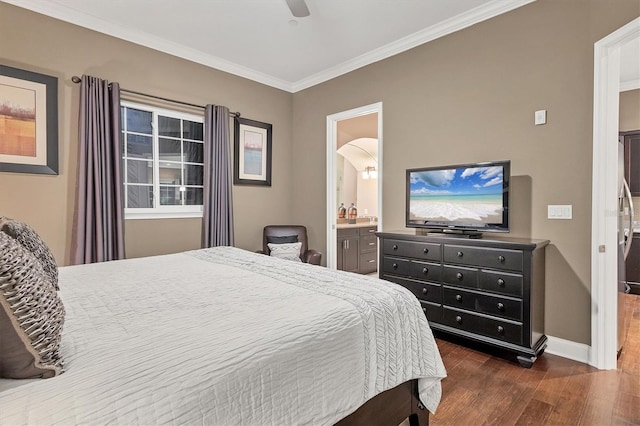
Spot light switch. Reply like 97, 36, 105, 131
535, 110, 547, 125
548, 204, 572, 219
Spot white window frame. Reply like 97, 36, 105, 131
122, 101, 205, 220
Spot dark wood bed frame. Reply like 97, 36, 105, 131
335, 379, 428, 426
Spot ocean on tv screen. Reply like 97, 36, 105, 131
409, 166, 504, 224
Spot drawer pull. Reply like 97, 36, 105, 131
497, 302, 505, 312
498, 255, 506, 262
422, 287, 428, 295
455, 294, 462, 302
497, 325, 505, 335
368, 260, 375, 263
392, 244, 398, 251
368, 229, 376, 233
423, 248, 429, 254
457, 251, 464, 257
497, 278, 505, 287
422, 267, 429, 274
456, 272, 464, 280
392, 263, 399, 270
368, 242, 375, 246
455, 315, 462, 324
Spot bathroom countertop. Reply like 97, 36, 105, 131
336, 222, 379, 230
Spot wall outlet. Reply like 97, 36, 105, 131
535, 110, 547, 125
548, 204, 572, 219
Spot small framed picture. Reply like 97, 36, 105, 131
0, 65, 58, 175
234, 117, 272, 186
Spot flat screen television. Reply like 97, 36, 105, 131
406, 160, 510, 237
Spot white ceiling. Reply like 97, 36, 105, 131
620, 38, 640, 92
5, 0, 638, 93
337, 138, 378, 172
4, 0, 538, 92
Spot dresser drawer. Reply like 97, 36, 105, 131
442, 287, 522, 321
382, 256, 411, 276
383, 239, 441, 261
359, 226, 378, 236
360, 234, 378, 253
388, 276, 442, 303
421, 301, 442, 322
442, 307, 523, 345
443, 245, 523, 272
479, 269, 524, 297
409, 261, 442, 282
359, 251, 377, 274
337, 227, 359, 238
442, 265, 478, 289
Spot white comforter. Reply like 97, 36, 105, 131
0, 247, 446, 425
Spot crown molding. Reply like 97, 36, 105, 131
290, 0, 536, 92
2, 0, 535, 93
1, 0, 295, 92
620, 78, 640, 92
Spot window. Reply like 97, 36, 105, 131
121, 101, 205, 219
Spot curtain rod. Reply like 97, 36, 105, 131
71, 76, 240, 118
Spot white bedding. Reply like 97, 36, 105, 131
0, 246, 446, 425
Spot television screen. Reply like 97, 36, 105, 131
406, 161, 510, 234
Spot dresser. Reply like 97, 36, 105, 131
376, 230, 549, 367
337, 225, 378, 274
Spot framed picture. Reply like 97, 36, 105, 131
0, 65, 58, 175
234, 117, 272, 186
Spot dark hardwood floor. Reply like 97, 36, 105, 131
430, 293, 640, 426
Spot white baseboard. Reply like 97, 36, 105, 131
545, 335, 591, 365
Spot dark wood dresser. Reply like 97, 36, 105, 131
376, 230, 549, 367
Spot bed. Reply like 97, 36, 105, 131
0, 245, 446, 425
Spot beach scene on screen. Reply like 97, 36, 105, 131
409, 166, 504, 224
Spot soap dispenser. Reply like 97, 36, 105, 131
347, 203, 357, 224
338, 203, 346, 219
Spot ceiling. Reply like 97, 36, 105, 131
620, 38, 640, 92
3, 0, 537, 93
337, 138, 378, 172
5, 0, 638, 93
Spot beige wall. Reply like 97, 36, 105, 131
620, 89, 640, 132
0, 3, 293, 264
2, 0, 639, 346
291, 0, 640, 344
337, 113, 378, 148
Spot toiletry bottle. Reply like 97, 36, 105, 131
338, 203, 346, 219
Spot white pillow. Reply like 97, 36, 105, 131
268, 242, 303, 262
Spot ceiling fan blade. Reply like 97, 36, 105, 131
285, 0, 310, 17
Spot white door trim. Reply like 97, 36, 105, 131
326, 102, 383, 269
591, 17, 640, 370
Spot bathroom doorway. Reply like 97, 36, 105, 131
326, 103, 383, 271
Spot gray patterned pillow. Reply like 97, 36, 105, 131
267, 242, 303, 262
0, 232, 65, 379
0, 217, 59, 291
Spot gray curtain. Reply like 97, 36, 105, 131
202, 105, 235, 247
71, 75, 125, 264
